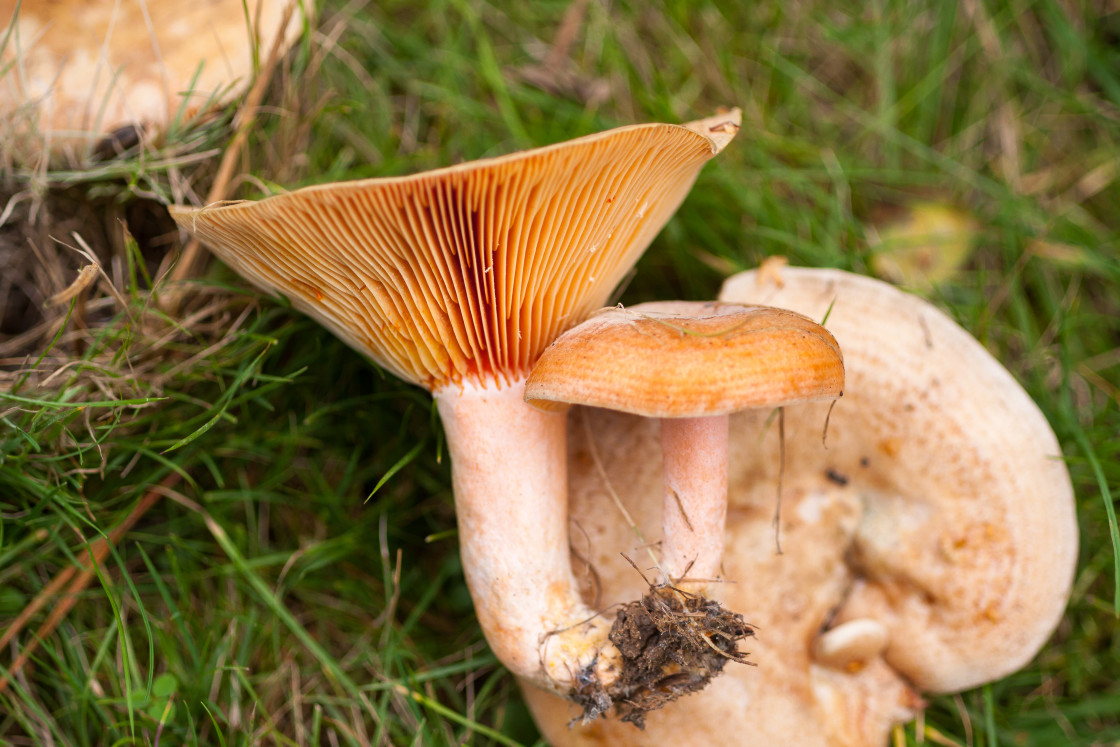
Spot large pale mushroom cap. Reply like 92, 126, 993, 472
0, 0, 306, 161
525, 300, 844, 416
523, 267, 1076, 745
169, 110, 742, 391
721, 266, 1078, 693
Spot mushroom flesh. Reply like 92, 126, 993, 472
0, 0, 307, 163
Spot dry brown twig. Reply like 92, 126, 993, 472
163, 1, 301, 309
515, 0, 610, 107
0, 475, 178, 693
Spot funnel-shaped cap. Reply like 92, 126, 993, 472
170, 110, 741, 389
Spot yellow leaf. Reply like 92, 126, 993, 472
868, 202, 977, 289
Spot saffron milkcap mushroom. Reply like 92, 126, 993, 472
168, 110, 742, 704
522, 266, 1077, 745
0, 0, 306, 163
525, 300, 845, 584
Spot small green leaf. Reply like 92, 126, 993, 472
153, 673, 178, 698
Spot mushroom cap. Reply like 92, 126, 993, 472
720, 266, 1077, 693
0, 0, 306, 161
169, 110, 741, 391
524, 300, 844, 417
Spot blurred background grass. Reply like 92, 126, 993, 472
1, 0, 1118, 744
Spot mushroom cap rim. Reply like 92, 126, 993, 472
169, 111, 742, 219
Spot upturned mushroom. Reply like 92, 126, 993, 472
0, 0, 306, 163
526, 301, 845, 585
168, 111, 742, 707
524, 266, 1077, 745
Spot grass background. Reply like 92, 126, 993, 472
1, 0, 1118, 744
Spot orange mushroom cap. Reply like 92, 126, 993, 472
169, 111, 742, 390
525, 300, 844, 417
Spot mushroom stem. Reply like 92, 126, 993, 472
660, 415, 729, 584
434, 378, 616, 693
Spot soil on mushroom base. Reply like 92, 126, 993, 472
570, 585, 755, 728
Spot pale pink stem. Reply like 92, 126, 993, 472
434, 378, 616, 693
660, 415, 729, 583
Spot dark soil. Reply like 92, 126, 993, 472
0, 186, 178, 360
570, 585, 755, 728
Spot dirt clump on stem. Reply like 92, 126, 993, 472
570, 584, 755, 727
